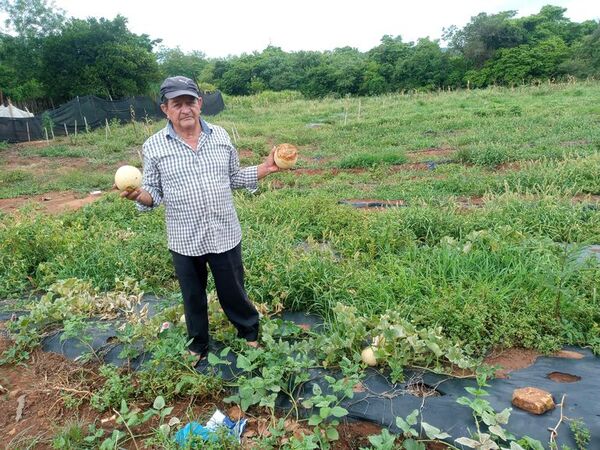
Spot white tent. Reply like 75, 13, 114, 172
0, 104, 34, 118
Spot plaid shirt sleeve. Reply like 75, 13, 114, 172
136, 143, 163, 212
229, 142, 258, 191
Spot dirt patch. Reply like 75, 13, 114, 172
455, 196, 486, 208
393, 162, 431, 171
0, 331, 220, 449
335, 420, 383, 449
3, 155, 90, 171
553, 350, 585, 359
547, 371, 581, 383
494, 161, 523, 172
571, 194, 600, 205
406, 147, 455, 161
0, 340, 99, 447
484, 347, 588, 379
0, 191, 103, 214
561, 140, 590, 147
12, 140, 50, 149
238, 149, 254, 158
484, 348, 542, 379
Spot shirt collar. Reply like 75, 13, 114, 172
166, 118, 212, 139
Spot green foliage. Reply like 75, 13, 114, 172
569, 419, 591, 450
51, 420, 87, 449
1, 4, 599, 102
39, 15, 160, 102
90, 364, 135, 412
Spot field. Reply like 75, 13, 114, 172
0, 82, 599, 449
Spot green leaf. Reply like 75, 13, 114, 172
207, 352, 221, 366
425, 340, 443, 357
496, 408, 511, 425
312, 384, 322, 396
402, 438, 426, 450
126, 415, 141, 427
456, 396, 472, 406
326, 427, 340, 441
455, 437, 481, 448
330, 406, 348, 418
489, 424, 507, 441
396, 417, 410, 433
236, 354, 251, 371
520, 436, 545, 450
465, 386, 489, 397
308, 415, 322, 426
319, 406, 331, 418
153, 395, 166, 410
119, 399, 128, 415
406, 409, 419, 426
422, 422, 450, 440
301, 399, 314, 409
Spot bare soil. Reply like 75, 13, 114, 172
547, 371, 581, 383
483, 347, 586, 379
238, 149, 254, 159
454, 196, 486, 208
0, 330, 99, 448
3, 154, 90, 171
406, 147, 455, 161
0, 191, 104, 215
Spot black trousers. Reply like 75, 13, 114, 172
170, 243, 259, 356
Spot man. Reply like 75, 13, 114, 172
121, 76, 279, 359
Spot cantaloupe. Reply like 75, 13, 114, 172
115, 165, 142, 191
361, 347, 377, 366
274, 143, 298, 169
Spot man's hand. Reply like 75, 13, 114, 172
257, 146, 280, 179
113, 185, 153, 206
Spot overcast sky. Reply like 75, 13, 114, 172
50, 0, 600, 58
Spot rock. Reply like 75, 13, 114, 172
512, 387, 555, 414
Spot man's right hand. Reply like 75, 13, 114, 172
114, 185, 153, 206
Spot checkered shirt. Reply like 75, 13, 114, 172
137, 119, 258, 256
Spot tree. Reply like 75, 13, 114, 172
39, 16, 160, 101
302, 47, 366, 97
472, 36, 569, 86
156, 47, 208, 81
0, 0, 65, 38
560, 24, 600, 77
393, 38, 448, 90
0, 0, 65, 100
445, 11, 526, 68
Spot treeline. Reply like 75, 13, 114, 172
1, 1, 599, 105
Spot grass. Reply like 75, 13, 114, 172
1, 81, 599, 356
1, 82, 600, 448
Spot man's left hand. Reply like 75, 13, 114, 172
257, 146, 280, 179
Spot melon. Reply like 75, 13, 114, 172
115, 165, 142, 191
274, 143, 298, 169
361, 347, 377, 366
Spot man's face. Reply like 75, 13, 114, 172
161, 95, 203, 131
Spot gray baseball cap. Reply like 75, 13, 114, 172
160, 76, 200, 100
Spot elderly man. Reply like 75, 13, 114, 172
122, 76, 279, 359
